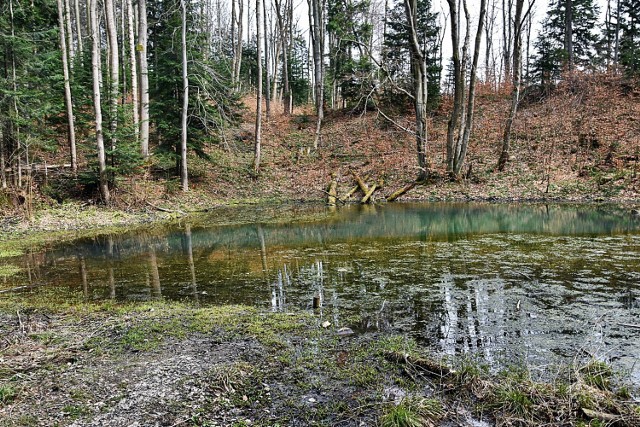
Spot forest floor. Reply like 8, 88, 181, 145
0, 299, 638, 427
1, 73, 640, 237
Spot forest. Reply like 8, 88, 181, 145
0, 0, 639, 216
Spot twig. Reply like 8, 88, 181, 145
145, 200, 186, 215
617, 322, 640, 330
16, 310, 25, 335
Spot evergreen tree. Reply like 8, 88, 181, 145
619, 0, 640, 75
382, 0, 441, 110
326, 0, 374, 109
148, 0, 240, 172
0, 0, 63, 177
531, 0, 599, 88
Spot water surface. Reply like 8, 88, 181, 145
3, 203, 640, 381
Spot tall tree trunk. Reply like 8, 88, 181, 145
447, 0, 486, 178
565, 0, 573, 68
138, 0, 150, 158
63, 0, 75, 65
57, 0, 78, 172
274, 0, 291, 115
254, 0, 263, 174
105, 0, 119, 173
126, 0, 139, 141
498, 0, 529, 171
263, 0, 271, 119
180, 0, 189, 191
90, 0, 110, 203
309, 0, 324, 149
73, 0, 83, 58
234, 0, 244, 89
614, 0, 620, 67
453, 0, 486, 177
502, 0, 513, 82
404, 0, 428, 179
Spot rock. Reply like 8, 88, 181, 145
336, 327, 354, 336
321, 321, 331, 328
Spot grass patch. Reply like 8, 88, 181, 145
0, 385, 17, 405
0, 264, 21, 278
380, 398, 444, 427
0, 249, 22, 258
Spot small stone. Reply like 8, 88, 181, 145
321, 321, 331, 328
336, 327, 354, 336
242, 395, 248, 401
308, 397, 317, 403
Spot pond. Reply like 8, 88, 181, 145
3, 202, 640, 382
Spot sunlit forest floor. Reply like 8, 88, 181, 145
1, 73, 640, 232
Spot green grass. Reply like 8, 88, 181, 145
0, 264, 21, 278
380, 398, 443, 427
0, 385, 17, 405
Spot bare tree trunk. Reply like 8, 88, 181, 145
404, 0, 428, 179
254, 0, 263, 174
453, 0, 486, 177
90, 0, 110, 203
499, 0, 532, 171
232, 0, 237, 82
263, 0, 271, 119
447, 0, 486, 178
105, 0, 119, 172
309, 0, 324, 149
64, 0, 75, 65
73, 0, 83, 57
126, 0, 139, 141
614, 0, 620, 67
565, 0, 573, 68
138, 0, 150, 158
502, 0, 513, 82
180, 0, 189, 191
233, 0, 244, 88
274, 0, 291, 115
57, 0, 78, 173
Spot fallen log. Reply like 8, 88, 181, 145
387, 181, 417, 202
361, 179, 383, 204
326, 175, 338, 206
352, 172, 370, 194
581, 408, 619, 423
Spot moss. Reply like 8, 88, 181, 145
0, 264, 21, 278
0, 249, 22, 258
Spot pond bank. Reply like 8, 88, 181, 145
0, 299, 638, 426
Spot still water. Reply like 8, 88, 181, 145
4, 203, 640, 381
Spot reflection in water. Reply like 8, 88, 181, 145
2, 202, 640, 380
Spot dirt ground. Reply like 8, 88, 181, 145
0, 301, 638, 427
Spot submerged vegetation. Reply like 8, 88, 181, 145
0, 298, 637, 426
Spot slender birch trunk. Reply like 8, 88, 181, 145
309, 0, 324, 149
90, 0, 110, 203
404, 0, 429, 179
254, 0, 263, 174
105, 0, 119, 166
138, 0, 150, 158
63, 0, 75, 65
263, 0, 271, 119
498, 0, 527, 171
180, 0, 189, 191
126, 0, 139, 141
73, 0, 83, 57
57, 0, 78, 172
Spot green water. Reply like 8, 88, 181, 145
3, 202, 640, 380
